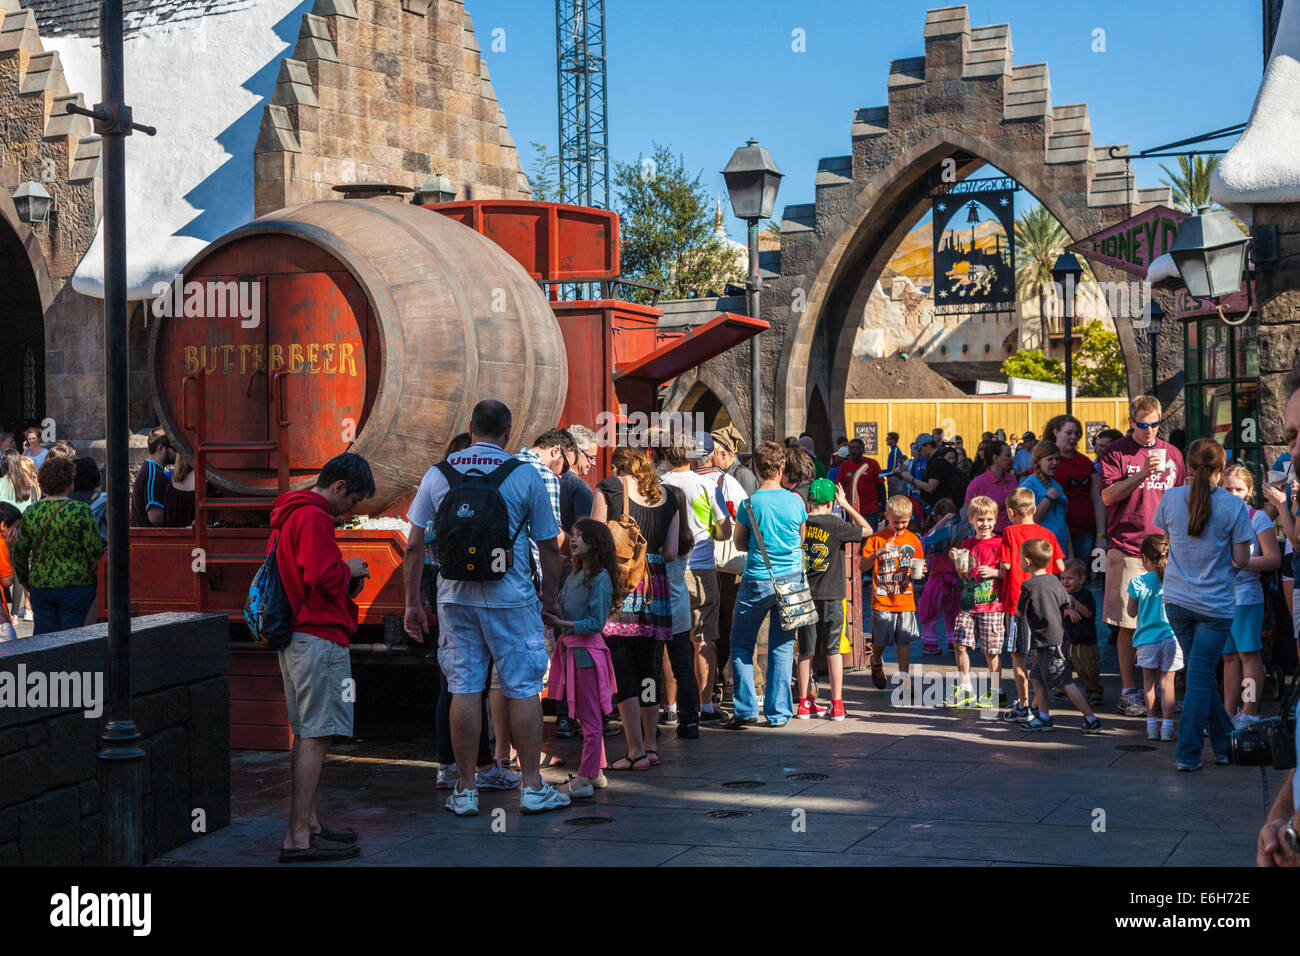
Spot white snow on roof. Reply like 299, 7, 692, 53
48, 0, 313, 300
1211, 0, 1300, 214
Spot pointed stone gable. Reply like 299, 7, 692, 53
255, 0, 529, 217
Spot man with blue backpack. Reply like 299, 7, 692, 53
270, 453, 374, 863
403, 399, 570, 817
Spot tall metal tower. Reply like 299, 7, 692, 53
556, 0, 608, 209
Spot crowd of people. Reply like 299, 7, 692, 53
90, 366, 1272, 864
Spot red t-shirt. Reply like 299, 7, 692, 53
1056, 452, 1097, 536
1098, 437, 1186, 556
0, 537, 11, 616
837, 457, 882, 515
1000, 522, 1064, 612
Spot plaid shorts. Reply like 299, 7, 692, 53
953, 611, 1006, 656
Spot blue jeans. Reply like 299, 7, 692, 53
29, 584, 97, 636
1070, 533, 1095, 568
730, 573, 799, 724
1165, 602, 1234, 767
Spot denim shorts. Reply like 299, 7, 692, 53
438, 601, 548, 699
1135, 636, 1184, 673
278, 632, 354, 738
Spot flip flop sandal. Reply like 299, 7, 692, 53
279, 841, 361, 863
539, 752, 567, 768
314, 826, 357, 845
645, 749, 660, 766
608, 753, 650, 771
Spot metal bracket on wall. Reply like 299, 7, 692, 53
65, 101, 156, 137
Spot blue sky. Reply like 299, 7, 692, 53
469, 0, 1263, 241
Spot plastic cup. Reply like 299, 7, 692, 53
911, 558, 925, 580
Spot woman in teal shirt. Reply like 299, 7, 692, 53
1019, 441, 1071, 558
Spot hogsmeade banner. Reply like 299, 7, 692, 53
1069, 205, 1254, 319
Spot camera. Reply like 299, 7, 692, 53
1227, 714, 1296, 769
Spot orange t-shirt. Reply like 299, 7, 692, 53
0, 536, 11, 617
864, 529, 923, 613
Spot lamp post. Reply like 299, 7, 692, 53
62, 0, 156, 867
1146, 298, 1164, 399
13, 180, 55, 226
413, 172, 455, 205
722, 138, 782, 455
1169, 205, 1250, 301
1051, 253, 1084, 418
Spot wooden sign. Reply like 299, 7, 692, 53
854, 421, 879, 456
1085, 420, 1107, 454
1174, 282, 1254, 320
1069, 205, 1186, 278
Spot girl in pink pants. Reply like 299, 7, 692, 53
919, 504, 961, 654
544, 519, 622, 799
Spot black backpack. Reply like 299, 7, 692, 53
433, 458, 527, 581
244, 530, 296, 650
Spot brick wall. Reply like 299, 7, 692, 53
0, 612, 230, 865
255, 0, 529, 216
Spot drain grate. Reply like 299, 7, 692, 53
721, 780, 766, 789
786, 772, 829, 782
1114, 744, 1157, 753
565, 816, 615, 826
706, 809, 753, 819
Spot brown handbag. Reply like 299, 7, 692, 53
606, 476, 648, 594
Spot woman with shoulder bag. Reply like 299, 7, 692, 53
12, 456, 104, 635
591, 447, 679, 770
725, 441, 812, 729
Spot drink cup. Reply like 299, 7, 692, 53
1149, 448, 1167, 474
911, 558, 925, 580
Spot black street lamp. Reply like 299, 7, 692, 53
1169, 205, 1250, 300
1051, 253, 1084, 417
13, 180, 55, 226
1146, 298, 1164, 399
722, 138, 782, 453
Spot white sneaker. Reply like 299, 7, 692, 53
1231, 712, 1260, 731
435, 764, 458, 790
444, 786, 479, 816
22, 609, 32, 622
1160, 723, 1176, 741
520, 782, 571, 814
475, 760, 523, 790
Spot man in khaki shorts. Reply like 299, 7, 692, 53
1098, 396, 1185, 716
272, 453, 375, 863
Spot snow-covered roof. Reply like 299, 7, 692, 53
1211, 0, 1300, 217
40, 0, 315, 299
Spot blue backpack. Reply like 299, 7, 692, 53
245, 530, 296, 650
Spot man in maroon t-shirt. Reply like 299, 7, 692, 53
836, 438, 884, 524
1098, 396, 1186, 717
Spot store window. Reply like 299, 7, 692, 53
1183, 318, 1261, 475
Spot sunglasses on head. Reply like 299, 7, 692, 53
1134, 420, 1162, 430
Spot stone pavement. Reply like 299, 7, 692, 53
154, 635, 1289, 867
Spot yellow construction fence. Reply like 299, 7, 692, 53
843, 397, 1131, 465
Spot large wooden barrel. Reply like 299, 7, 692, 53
149, 195, 568, 511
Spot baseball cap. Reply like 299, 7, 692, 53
809, 478, 837, 504
914, 432, 937, 449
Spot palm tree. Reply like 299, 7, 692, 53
1015, 204, 1071, 334
1159, 154, 1219, 213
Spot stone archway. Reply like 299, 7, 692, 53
662, 368, 747, 440
0, 203, 54, 432
765, 5, 1171, 441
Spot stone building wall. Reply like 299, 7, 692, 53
255, 0, 529, 216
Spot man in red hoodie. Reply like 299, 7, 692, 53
274, 453, 374, 863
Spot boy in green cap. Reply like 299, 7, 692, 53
797, 478, 873, 719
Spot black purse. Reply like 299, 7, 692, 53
744, 499, 818, 632
1227, 672, 1298, 770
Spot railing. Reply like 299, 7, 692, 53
179, 370, 293, 613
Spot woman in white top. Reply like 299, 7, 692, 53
0, 449, 39, 624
